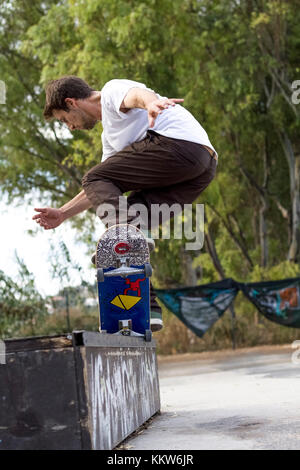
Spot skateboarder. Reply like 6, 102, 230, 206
33, 76, 218, 332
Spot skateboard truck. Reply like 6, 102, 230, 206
118, 319, 132, 336
116, 319, 152, 341
97, 260, 152, 282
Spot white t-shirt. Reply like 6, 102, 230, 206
100, 79, 218, 162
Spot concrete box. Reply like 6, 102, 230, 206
0, 331, 160, 449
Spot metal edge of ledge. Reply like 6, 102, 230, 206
72, 330, 156, 349
4, 334, 73, 353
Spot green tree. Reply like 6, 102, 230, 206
0, 255, 48, 338
49, 239, 83, 330
0, 0, 99, 205
1, 0, 300, 292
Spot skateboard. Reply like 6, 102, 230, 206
95, 224, 152, 341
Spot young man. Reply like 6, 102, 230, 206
33, 76, 218, 332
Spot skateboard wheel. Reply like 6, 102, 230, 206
144, 263, 152, 278
97, 268, 105, 282
145, 329, 152, 342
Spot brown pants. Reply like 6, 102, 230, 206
82, 130, 217, 312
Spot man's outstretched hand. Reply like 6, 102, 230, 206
147, 98, 184, 128
32, 207, 65, 230
32, 191, 93, 230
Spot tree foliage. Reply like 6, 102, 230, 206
0, 0, 299, 291
0, 255, 48, 338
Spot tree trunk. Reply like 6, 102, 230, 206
233, 134, 270, 267
252, 206, 260, 248
259, 140, 269, 267
204, 225, 226, 279
207, 204, 254, 270
259, 198, 268, 267
278, 132, 300, 262
180, 247, 197, 286
204, 223, 237, 349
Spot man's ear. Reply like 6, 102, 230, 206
65, 97, 77, 109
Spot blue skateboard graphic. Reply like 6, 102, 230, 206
96, 224, 152, 341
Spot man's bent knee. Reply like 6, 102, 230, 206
81, 164, 103, 188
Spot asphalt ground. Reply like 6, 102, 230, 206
120, 344, 300, 450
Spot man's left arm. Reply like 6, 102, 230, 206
121, 88, 184, 128
32, 190, 92, 230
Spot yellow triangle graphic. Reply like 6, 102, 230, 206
120, 295, 141, 310
110, 295, 125, 309
110, 294, 141, 310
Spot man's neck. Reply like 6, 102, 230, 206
84, 91, 102, 121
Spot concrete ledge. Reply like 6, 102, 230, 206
0, 331, 160, 450
73, 330, 156, 349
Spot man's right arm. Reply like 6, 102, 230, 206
121, 88, 184, 128
32, 190, 92, 230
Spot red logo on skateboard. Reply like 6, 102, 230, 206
114, 242, 130, 255
124, 278, 145, 297
110, 278, 146, 311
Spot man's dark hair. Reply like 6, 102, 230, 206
43, 76, 95, 120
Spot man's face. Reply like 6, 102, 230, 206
54, 107, 97, 131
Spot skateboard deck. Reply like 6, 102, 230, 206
96, 224, 152, 341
